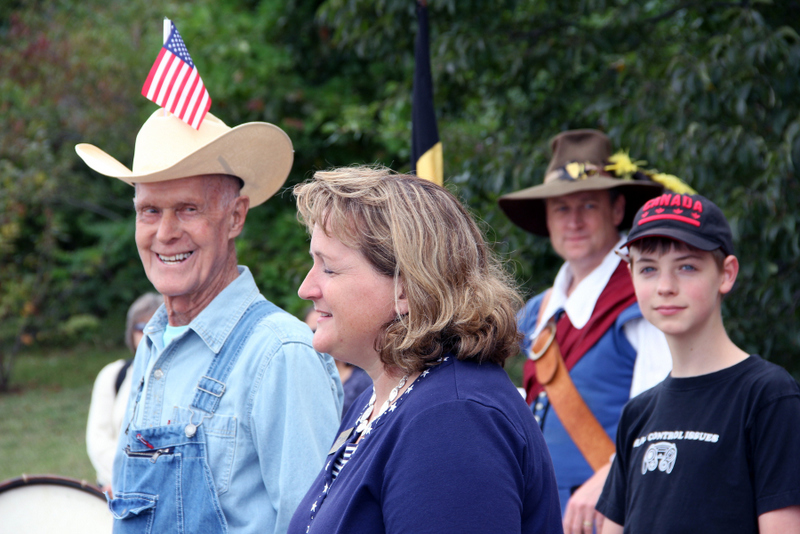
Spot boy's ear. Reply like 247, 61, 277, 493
719, 255, 739, 295
616, 248, 633, 273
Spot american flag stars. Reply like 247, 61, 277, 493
166, 30, 193, 67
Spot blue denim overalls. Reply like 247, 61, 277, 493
109, 300, 276, 533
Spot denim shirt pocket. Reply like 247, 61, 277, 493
172, 406, 238, 495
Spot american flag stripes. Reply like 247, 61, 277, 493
141, 21, 211, 130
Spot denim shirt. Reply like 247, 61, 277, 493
114, 266, 343, 534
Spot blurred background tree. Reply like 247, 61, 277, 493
1, 0, 798, 390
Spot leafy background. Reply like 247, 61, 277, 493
2, 0, 799, 392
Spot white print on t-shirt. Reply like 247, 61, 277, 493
641, 442, 677, 474
632, 430, 719, 448
634, 429, 720, 476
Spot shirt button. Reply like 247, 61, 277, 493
154, 369, 164, 380
535, 403, 544, 411
534, 415, 541, 423
538, 391, 547, 399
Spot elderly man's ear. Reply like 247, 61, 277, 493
229, 196, 250, 238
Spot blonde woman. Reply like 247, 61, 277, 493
287, 166, 561, 534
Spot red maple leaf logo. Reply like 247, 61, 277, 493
674, 209, 684, 214
655, 208, 665, 214
691, 213, 701, 219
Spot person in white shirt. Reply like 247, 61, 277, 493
86, 292, 162, 492
498, 129, 675, 534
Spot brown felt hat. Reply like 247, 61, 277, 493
498, 129, 663, 236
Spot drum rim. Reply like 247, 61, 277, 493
0, 474, 105, 501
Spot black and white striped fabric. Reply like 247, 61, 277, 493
331, 443, 358, 480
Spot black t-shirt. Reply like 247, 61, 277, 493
597, 355, 800, 533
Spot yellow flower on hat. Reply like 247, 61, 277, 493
605, 149, 697, 194
605, 150, 647, 176
565, 162, 588, 180
650, 173, 697, 195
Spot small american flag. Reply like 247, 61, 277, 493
141, 20, 211, 130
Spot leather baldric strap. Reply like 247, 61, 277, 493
531, 290, 615, 472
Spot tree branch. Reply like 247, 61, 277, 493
645, 1, 750, 25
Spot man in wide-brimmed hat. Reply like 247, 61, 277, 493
76, 109, 343, 534
498, 129, 673, 533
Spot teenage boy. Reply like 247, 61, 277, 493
597, 193, 800, 533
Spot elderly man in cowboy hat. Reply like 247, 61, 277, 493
76, 110, 343, 534
498, 129, 673, 534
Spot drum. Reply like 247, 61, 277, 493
0, 475, 112, 533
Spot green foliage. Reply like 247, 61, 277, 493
311, 0, 800, 377
1, 0, 799, 389
0, 1, 161, 389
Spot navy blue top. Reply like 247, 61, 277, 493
288, 355, 563, 534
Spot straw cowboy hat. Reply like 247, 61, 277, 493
498, 129, 663, 236
75, 109, 293, 207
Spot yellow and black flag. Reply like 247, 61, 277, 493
411, 0, 443, 185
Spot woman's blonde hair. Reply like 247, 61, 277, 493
294, 165, 523, 373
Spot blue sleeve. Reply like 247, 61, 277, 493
518, 292, 548, 354
381, 401, 539, 534
250, 340, 343, 534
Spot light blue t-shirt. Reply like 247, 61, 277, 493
115, 266, 343, 534
163, 324, 189, 347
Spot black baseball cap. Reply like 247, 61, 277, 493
621, 193, 734, 256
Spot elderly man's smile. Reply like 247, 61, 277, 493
157, 252, 194, 264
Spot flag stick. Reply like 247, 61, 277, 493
163, 18, 171, 117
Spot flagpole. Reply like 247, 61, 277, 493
411, 0, 443, 185
163, 18, 171, 117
